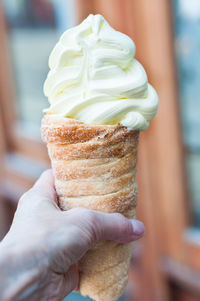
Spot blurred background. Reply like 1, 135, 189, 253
0, 0, 200, 300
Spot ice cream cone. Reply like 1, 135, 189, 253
41, 114, 139, 301
41, 13, 158, 301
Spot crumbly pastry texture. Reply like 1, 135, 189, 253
41, 114, 139, 301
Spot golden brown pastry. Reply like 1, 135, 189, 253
41, 114, 139, 301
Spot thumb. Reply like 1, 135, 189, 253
63, 208, 145, 266
73, 209, 145, 244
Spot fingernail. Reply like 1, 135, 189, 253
131, 220, 145, 236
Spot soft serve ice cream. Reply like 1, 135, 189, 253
44, 14, 158, 130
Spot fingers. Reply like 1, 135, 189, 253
54, 209, 145, 268
68, 208, 145, 245
61, 264, 79, 298
32, 169, 57, 202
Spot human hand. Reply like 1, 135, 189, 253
0, 170, 145, 301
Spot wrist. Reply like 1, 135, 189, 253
0, 236, 48, 301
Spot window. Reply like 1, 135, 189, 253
174, 0, 200, 227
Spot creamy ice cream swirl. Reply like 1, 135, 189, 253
44, 14, 158, 130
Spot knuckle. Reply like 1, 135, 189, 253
83, 210, 96, 224
42, 169, 52, 178
68, 208, 97, 244
18, 195, 25, 206
113, 213, 132, 236
113, 212, 123, 219
66, 208, 102, 242
18, 190, 32, 206
76, 209, 99, 240
71, 208, 96, 223
69, 207, 88, 216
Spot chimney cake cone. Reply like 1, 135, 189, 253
41, 13, 158, 301
41, 114, 139, 301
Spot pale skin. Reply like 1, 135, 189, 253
0, 170, 145, 301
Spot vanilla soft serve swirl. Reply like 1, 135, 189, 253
44, 14, 158, 130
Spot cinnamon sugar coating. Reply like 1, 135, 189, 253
41, 115, 139, 301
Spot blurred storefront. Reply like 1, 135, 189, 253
0, 1, 200, 300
